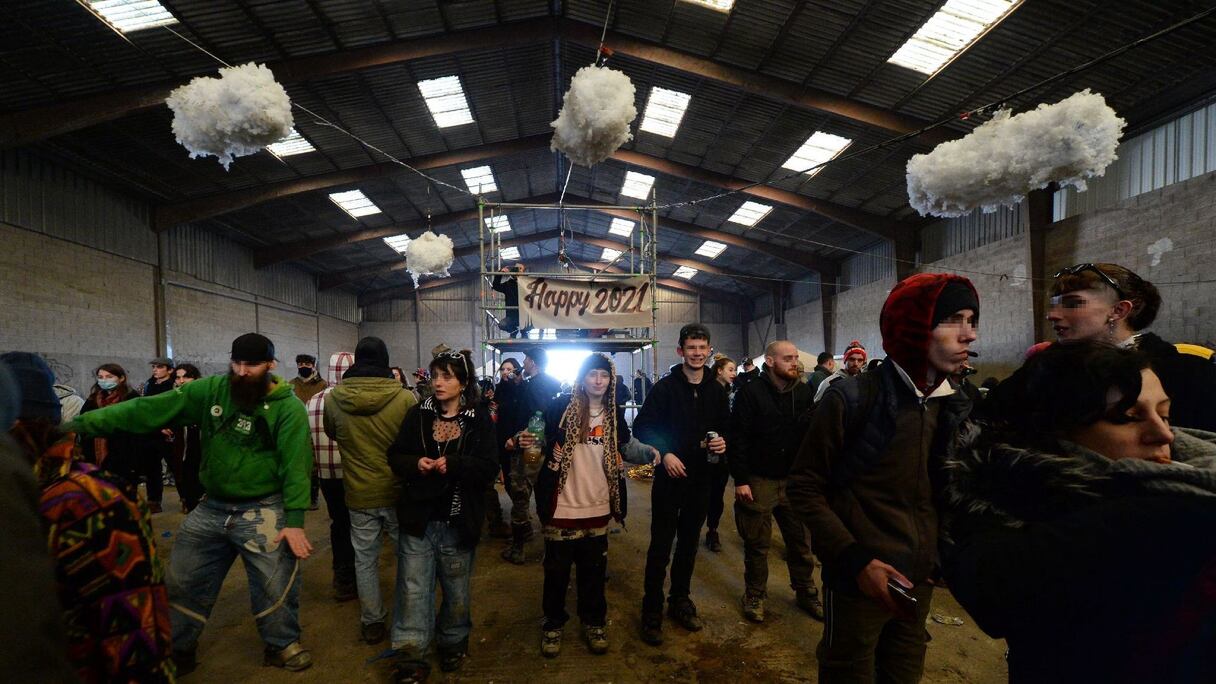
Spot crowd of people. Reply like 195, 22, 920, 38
3, 261, 1216, 683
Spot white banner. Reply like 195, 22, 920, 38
517, 275, 652, 329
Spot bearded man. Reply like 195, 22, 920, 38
69, 333, 316, 674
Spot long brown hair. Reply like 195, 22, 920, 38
562, 354, 618, 450
711, 355, 735, 386
89, 363, 132, 402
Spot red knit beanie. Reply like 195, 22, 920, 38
843, 341, 867, 363
880, 273, 978, 391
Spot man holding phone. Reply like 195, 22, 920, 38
789, 274, 979, 683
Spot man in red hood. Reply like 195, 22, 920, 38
789, 272, 978, 683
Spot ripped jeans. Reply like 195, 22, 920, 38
394, 521, 475, 656
168, 495, 302, 652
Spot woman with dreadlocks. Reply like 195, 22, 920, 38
534, 353, 630, 658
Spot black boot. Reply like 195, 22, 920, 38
501, 523, 528, 564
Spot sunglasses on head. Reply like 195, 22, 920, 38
1054, 263, 1125, 300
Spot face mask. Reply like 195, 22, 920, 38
298, 367, 313, 378
98, 378, 118, 391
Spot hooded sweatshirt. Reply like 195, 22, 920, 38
308, 352, 353, 480
323, 353, 415, 510
632, 363, 731, 479
68, 374, 313, 526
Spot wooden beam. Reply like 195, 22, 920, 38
153, 135, 550, 231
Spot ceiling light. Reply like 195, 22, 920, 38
781, 131, 852, 176
673, 266, 698, 279
694, 240, 727, 259
329, 189, 381, 218
727, 201, 773, 227
383, 235, 410, 255
620, 171, 656, 200
601, 247, 623, 262
888, 0, 1020, 75
484, 215, 511, 233
460, 166, 497, 194
608, 218, 635, 237
417, 76, 475, 128
266, 129, 315, 157
639, 86, 692, 138
500, 246, 521, 260
679, 0, 735, 11
88, 0, 177, 33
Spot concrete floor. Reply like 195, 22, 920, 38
151, 478, 1008, 683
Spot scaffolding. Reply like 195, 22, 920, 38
477, 198, 661, 404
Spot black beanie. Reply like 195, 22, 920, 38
230, 333, 276, 363
354, 337, 391, 368
932, 281, 980, 329
578, 353, 614, 378
0, 352, 61, 423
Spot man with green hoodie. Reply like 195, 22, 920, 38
68, 332, 315, 674
323, 337, 416, 646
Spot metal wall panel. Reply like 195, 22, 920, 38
921, 204, 1027, 263
318, 288, 360, 323
1054, 101, 1216, 220
841, 240, 895, 289
0, 149, 154, 263
165, 223, 319, 311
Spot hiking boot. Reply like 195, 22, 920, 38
361, 621, 386, 645
742, 592, 766, 623
438, 641, 467, 673
501, 523, 529, 564
640, 612, 663, 646
172, 649, 197, 677
540, 627, 563, 658
705, 528, 722, 553
584, 625, 608, 654
796, 588, 826, 621
667, 599, 703, 632
264, 642, 312, 671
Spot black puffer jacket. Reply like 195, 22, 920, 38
1135, 332, 1216, 432
730, 366, 813, 485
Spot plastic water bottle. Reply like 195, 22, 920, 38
524, 411, 545, 465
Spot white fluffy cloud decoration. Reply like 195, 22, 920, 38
550, 65, 637, 167
405, 231, 455, 286
906, 89, 1126, 217
166, 63, 294, 170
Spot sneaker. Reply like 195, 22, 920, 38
264, 642, 312, 671
501, 543, 526, 565
639, 612, 663, 646
742, 592, 766, 623
705, 529, 722, 553
796, 588, 825, 621
361, 621, 386, 645
583, 625, 608, 655
171, 649, 197, 677
667, 599, 704, 632
541, 627, 563, 658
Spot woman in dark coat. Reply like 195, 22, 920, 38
78, 363, 143, 486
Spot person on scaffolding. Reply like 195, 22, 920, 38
492, 263, 533, 339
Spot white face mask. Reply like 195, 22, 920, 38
98, 378, 119, 391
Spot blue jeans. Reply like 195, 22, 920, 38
349, 507, 400, 627
168, 495, 301, 651
393, 521, 475, 655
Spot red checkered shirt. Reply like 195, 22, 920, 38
309, 386, 341, 478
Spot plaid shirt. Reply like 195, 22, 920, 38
310, 352, 354, 479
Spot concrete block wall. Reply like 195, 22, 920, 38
165, 280, 259, 377
832, 277, 894, 359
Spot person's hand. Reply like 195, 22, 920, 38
161, 428, 174, 441
435, 456, 448, 475
857, 559, 913, 615
662, 453, 686, 478
735, 484, 753, 503
276, 527, 313, 559
649, 447, 661, 466
517, 432, 537, 450
708, 436, 726, 454
418, 457, 437, 474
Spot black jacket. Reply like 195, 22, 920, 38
491, 274, 520, 328
632, 364, 731, 479
79, 392, 144, 470
493, 378, 529, 450
387, 398, 500, 547
1136, 332, 1216, 432
535, 394, 631, 525
524, 372, 562, 417
731, 367, 814, 485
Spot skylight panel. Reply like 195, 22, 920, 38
500, 246, 521, 261
673, 266, 698, 279
694, 240, 727, 259
601, 248, 623, 262
417, 76, 475, 128
460, 166, 497, 194
266, 129, 315, 157
620, 171, 656, 200
680, 0, 735, 11
329, 190, 381, 218
888, 0, 1020, 75
89, 0, 177, 33
639, 87, 692, 138
727, 201, 773, 227
781, 131, 853, 175
484, 215, 512, 234
382, 235, 410, 255
608, 218, 636, 237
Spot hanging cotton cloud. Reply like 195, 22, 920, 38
405, 231, 455, 286
550, 65, 637, 167
166, 63, 294, 170
906, 89, 1126, 217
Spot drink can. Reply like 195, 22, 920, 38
706, 431, 720, 464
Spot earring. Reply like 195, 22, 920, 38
459, 393, 467, 407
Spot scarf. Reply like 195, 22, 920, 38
91, 390, 123, 465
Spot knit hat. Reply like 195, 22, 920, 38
230, 333, 276, 363
354, 337, 391, 368
843, 341, 867, 364
579, 353, 614, 378
880, 273, 979, 391
0, 352, 61, 423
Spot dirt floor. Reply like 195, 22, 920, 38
152, 478, 1008, 683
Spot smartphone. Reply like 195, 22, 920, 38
886, 580, 919, 621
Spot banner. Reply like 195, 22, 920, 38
517, 275, 652, 329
